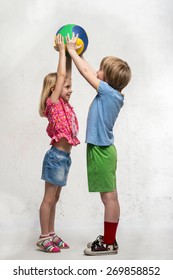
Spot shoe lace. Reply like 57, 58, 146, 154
91, 238, 106, 250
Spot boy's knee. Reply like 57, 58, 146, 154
101, 191, 118, 205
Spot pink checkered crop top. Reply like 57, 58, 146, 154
44, 98, 80, 146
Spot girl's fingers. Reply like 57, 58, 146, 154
57, 32, 79, 44
56, 34, 64, 44
58, 34, 62, 42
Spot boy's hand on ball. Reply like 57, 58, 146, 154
66, 33, 83, 54
54, 24, 88, 55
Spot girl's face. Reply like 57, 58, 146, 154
60, 78, 72, 102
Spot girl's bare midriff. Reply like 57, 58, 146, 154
53, 137, 72, 153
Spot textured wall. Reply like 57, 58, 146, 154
0, 0, 173, 236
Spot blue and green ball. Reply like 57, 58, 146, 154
54, 24, 88, 55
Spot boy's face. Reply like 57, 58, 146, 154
97, 68, 104, 81
60, 78, 72, 102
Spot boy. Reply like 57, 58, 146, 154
66, 34, 131, 255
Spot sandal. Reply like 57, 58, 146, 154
52, 235, 69, 249
36, 237, 61, 253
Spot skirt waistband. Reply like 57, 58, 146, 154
51, 146, 71, 156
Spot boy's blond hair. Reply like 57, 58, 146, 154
39, 73, 57, 117
100, 56, 131, 92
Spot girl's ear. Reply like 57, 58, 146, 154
50, 85, 55, 92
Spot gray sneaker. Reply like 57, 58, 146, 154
87, 235, 104, 248
84, 235, 118, 256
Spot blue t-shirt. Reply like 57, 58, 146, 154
85, 81, 124, 146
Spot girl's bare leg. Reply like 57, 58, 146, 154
49, 187, 62, 233
39, 182, 58, 235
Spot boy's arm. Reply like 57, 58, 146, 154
80, 55, 97, 76
51, 34, 66, 103
66, 34, 100, 90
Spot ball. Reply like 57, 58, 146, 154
54, 24, 88, 55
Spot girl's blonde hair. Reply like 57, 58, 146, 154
100, 56, 131, 92
39, 73, 57, 117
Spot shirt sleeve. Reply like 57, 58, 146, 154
44, 98, 59, 118
98, 81, 124, 103
46, 97, 52, 106
97, 81, 110, 96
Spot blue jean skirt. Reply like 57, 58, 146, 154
41, 146, 72, 187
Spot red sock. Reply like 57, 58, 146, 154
103, 221, 119, 244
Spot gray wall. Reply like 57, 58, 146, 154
0, 0, 173, 242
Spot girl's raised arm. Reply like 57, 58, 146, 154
50, 34, 66, 103
66, 55, 72, 80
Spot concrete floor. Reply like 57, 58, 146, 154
1, 223, 173, 260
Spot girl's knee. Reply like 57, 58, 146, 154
54, 192, 60, 203
42, 196, 55, 207
54, 187, 62, 203
43, 183, 61, 206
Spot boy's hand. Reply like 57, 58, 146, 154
66, 32, 83, 53
55, 34, 65, 52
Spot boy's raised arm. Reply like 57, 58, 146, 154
66, 34, 100, 90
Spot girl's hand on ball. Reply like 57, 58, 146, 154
55, 34, 65, 52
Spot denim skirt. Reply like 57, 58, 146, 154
41, 146, 72, 187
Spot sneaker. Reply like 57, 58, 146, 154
36, 237, 61, 253
84, 236, 118, 256
52, 235, 69, 249
87, 235, 119, 250
87, 235, 104, 248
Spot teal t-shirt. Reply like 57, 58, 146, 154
85, 80, 124, 146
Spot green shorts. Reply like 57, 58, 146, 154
87, 144, 117, 192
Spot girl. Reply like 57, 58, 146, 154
37, 34, 80, 253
